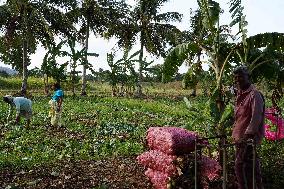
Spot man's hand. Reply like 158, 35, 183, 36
244, 134, 254, 141
237, 134, 254, 144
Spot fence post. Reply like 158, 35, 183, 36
194, 138, 198, 189
222, 137, 227, 189
251, 139, 256, 189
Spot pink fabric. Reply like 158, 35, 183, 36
232, 85, 265, 144
146, 127, 199, 155
145, 168, 170, 189
137, 150, 177, 175
264, 107, 284, 141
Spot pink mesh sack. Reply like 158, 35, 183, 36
146, 127, 199, 155
137, 150, 177, 175
199, 155, 221, 181
145, 168, 171, 189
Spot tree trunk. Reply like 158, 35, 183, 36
72, 64, 76, 96
21, 6, 28, 97
81, 21, 90, 96
44, 74, 49, 96
21, 39, 28, 96
136, 37, 144, 96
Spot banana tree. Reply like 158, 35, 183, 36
163, 0, 237, 136
107, 49, 141, 96
163, 0, 284, 135
66, 38, 98, 96
230, 0, 284, 106
42, 41, 68, 95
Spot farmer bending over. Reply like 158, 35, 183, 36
3, 95, 32, 127
232, 66, 265, 189
49, 83, 64, 126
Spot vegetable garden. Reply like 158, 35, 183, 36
0, 80, 284, 188
1, 0, 284, 188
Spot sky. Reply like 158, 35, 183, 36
1, 0, 284, 74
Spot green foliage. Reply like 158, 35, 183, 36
112, 0, 182, 56
0, 70, 10, 78
0, 0, 76, 69
42, 40, 69, 83
106, 49, 146, 95
229, 0, 245, 28
0, 76, 45, 90
260, 140, 284, 188
197, 0, 221, 32
246, 32, 284, 50
0, 95, 194, 169
163, 43, 199, 82
182, 69, 198, 90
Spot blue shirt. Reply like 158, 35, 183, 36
12, 97, 32, 114
52, 89, 64, 101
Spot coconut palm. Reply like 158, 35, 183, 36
66, 0, 129, 96
108, 0, 182, 96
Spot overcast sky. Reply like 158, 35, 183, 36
1, 0, 284, 73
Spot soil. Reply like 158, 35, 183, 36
0, 156, 152, 189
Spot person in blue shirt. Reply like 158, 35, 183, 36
3, 95, 32, 127
49, 83, 64, 126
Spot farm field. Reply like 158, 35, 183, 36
1, 0, 284, 188
0, 80, 284, 189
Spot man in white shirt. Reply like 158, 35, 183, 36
3, 95, 32, 127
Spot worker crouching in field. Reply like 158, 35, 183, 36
49, 83, 64, 127
3, 95, 32, 127
232, 66, 265, 189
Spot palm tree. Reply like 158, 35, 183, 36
135, 0, 183, 95
109, 0, 182, 96
0, 0, 76, 95
67, 0, 128, 96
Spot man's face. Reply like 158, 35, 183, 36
234, 72, 250, 90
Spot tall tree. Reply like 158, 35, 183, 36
134, 0, 182, 95
0, 0, 76, 95
67, 0, 129, 96
108, 0, 182, 95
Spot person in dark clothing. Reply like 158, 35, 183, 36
232, 66, 265, 189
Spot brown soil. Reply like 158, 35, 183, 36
0, 156, 152, 189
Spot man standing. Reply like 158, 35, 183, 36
232, 66, 265, 189
3, 95, 32, 127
